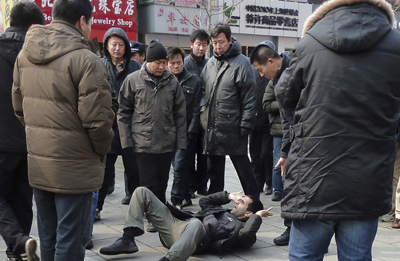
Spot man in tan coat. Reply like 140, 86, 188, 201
12, 0, 114, 260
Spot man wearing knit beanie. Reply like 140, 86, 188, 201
115, 39, 187, 233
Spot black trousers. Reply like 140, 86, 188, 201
0, 151, 32, 256
97, 148, 139, 211
188, 132, 208, 193
207, 154, 260, 199
249, 129, 273, 191
136, 152, 174, 204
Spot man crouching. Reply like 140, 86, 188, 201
100, 187, 272, 261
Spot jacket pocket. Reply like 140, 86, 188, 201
215, 102, 240, 132
134, 85, 147, 114
182, 85, 195, 94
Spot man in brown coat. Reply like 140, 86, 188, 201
12, 0, 114, 260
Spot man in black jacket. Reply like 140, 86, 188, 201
167, 47, 203, 208
274, 0, 400, 259
200, 23, 259, 199
99, 187, 272, 261
96, 28, 141, 220
184, 29, 210, 197
0, 3, 44, 261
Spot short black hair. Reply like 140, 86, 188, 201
190, 29, 210, 44
250, 45, 280, 65
246, 194, 264, 214
10, 2, 44, 28
53, 0, 93, 25
167, 47, 185, 63
210, 22, 231, 41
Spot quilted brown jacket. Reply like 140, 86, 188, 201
12, 21, 114, 194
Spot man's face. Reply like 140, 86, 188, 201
167, 55, 184, 76
211, 33, 232, 56
190, 38, 208, 57
230, 195, 253, 219
107, 36, 125, 63
132, 52, 146, 65
81, 17, 92, 40
147, 59, 167, 76
252, 60, 277, 80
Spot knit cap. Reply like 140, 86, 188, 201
146, 39, 168, 62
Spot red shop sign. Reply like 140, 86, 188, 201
35, 0, 137, 41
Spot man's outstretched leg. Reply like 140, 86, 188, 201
100, 187, 182, 255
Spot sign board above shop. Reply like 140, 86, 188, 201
223, 0, 312, 38
0, 0, 137, 41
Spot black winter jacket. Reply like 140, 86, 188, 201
0, 27, 27, 153
253, 72, 270, 131
177, 68, 203, 134
101, 28, 141, 154
200, 39, 256, 155
184, 52, 208, 76
275, 0, 400, 220
166, 191, 262, 254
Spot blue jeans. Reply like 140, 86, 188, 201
272, 136, 283, 193
34, 189, 92, 261
90, 192, 98, 239
289, 218, 379, 261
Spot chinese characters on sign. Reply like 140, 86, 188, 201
31, 0, 137, 40
245, 5, 299, 31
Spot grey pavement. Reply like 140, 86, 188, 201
1, 156, 400, 260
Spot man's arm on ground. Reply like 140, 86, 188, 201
237, 214, 263, 248
199, 191, 231, 210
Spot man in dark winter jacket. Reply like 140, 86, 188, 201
167, 47, 203, 209
274, 0, 400, 259
96, 28, 142, 219
250, 40, 292, 246
99, 186, 272, 261
117, 40, 187, 232
200, 23, 259, 199
184, 29, 210, 197
130, 40, 146, 65
0, 3, 44, 261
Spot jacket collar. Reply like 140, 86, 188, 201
177, 67, 191, 83
273, 53, 291, 85
302, 0, 394, 37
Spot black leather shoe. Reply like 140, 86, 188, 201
107, 183, 115, 195
271, 192, 282, 201
121, 195, 131, 205
197, 189, 208, 196
100, 238, 138, 255
86, 239, 93, 250
273, 227, 290, 246
264, 186, 273, 195
159, 256, 171, 261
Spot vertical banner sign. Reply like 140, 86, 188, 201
35, 0, 138, 41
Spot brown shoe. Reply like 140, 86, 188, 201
392, 218, 400, 229
24, 238, 39, 261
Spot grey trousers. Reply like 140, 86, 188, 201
125, 187, 206, 261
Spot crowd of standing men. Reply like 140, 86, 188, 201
1, 0, 400, 260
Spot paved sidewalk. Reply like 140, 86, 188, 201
1, 156, 399, 260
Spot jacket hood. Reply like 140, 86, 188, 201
0, 27, 27, 64
24, 21, 89, 64
103, 27, 131, 60
304, 0, 394, 53
214, 37, 241, 60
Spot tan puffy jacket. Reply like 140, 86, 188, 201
12, 21, 114, 194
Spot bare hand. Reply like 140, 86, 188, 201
256, 207, 273, 217
275, 157, 287, 177
228, 190, 244, 203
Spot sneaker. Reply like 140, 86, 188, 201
95, 208, 101, 221
392, 218, 400, 229
381, 213, 395, 222
171, 199, 182, 210
264, 186, 273, 195
274, 227, 290, 246
271, 192, 282, 201
99, 238, 138, 255
146, 222, 157, 233
182, 199, 193, 207
86, 239, 94, 250
121, 195, 131, 205
6, 253, 23, 261
24, 238, 39, 261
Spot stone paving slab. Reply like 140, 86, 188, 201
1, 156, 400, 260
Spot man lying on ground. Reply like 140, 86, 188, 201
100, 186, 273, 261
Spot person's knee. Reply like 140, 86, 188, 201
186, 219, 205, 235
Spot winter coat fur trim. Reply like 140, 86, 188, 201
303, 0, 394, 37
